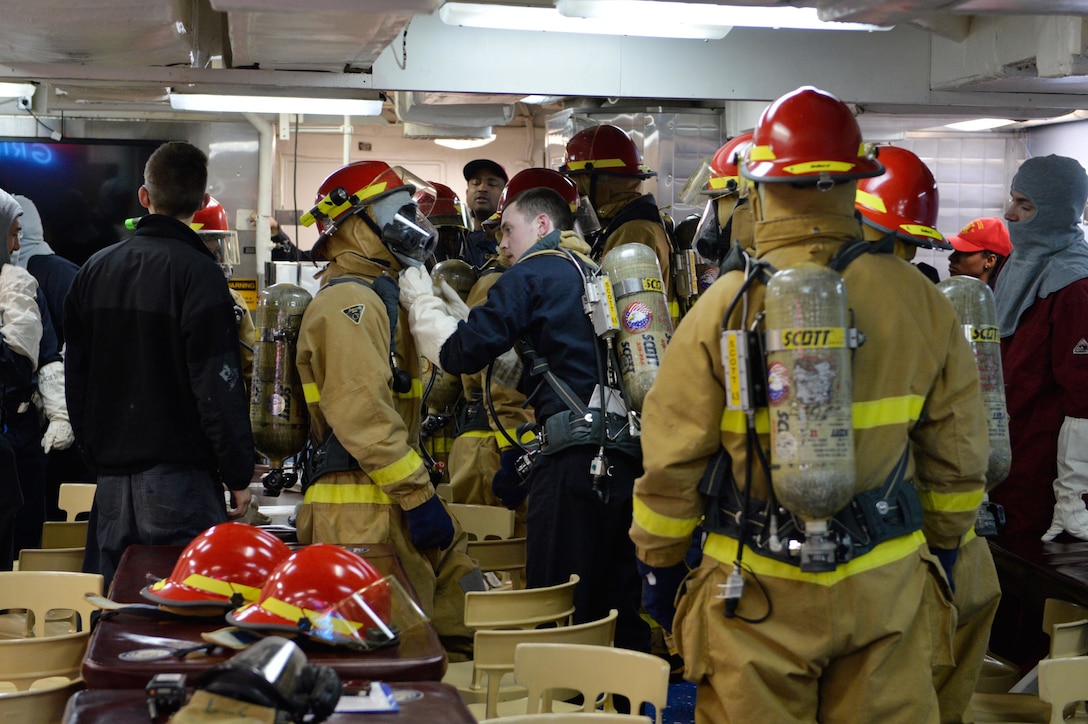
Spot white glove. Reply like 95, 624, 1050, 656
37, 360, 73, 452
407, 294, 459, 367
0, 264, 41, 369
1043, 416, 1088, 541
399, 265, 436, 311
437, 280, 471, 321
491, 347, 523, 389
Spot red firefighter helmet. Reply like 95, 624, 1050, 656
141, 522, 291, 609
191, 196, 240, 266
742, 86, 883, 186
855, 145, 948, 249
704, 131, 754, 197
417, 181, 470, 230
227, 544, 397, 647
559, 125, 655, 179
301, 161, 438, 264
484, 167, 599, 235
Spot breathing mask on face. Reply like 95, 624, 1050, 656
365, 189, 438, 269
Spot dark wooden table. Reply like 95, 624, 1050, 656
82, 543, 447, 688
988, 533, 1088, 671
64, 681, 475, 723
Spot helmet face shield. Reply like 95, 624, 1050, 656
380, 201, 439, 268
693, 198, 724, 263
573, 195, 601, 238
200, 230, 241, 267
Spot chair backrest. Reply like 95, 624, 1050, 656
448, 503, 515, 541
464, 574, 578, 631
515, 642, 670, 724
472, 609, 618, 720
0, 571, 103, 637
1043, 598, 1088, 641
1048, 617, 1088, 659
17, 547, 85, 572
40, 521, 89, 549
57, 483, 96, 522
435, 483, 453, 502
0, 675, 82, 723
0, 632, 88, 689
467, 537, 526, 574
1039, 655, 1088, 724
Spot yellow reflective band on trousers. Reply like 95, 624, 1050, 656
703, 529, 926, 585
303, 481, 396, 506
918, 487, 984, 514
303, 382, 320, 404
633, 496, 701, 542
395, 378, 423, 400
719, 394, 926, 434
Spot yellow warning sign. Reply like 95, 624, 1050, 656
228, 278, 258, 310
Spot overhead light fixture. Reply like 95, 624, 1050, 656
558, 1, 889, 31
439, 1, 888, 39
0, 82, 35, 99
168, 93, 384, 116
943, 118, 1016, 132
434, 135, 497, 150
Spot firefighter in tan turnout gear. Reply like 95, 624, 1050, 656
293, 160, 467, 629
630, 87, 988, 723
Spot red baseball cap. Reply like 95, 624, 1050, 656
947, 217, 1012, 256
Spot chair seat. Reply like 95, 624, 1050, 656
969, 691, 1050, 723
469, 697, 581, 720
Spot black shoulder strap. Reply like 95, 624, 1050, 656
594, 195, 672, 258
828, 234, 895, 273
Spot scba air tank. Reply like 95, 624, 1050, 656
937, 276, 1011, 491
764, 263, 856, 523
600, 243, 674, 411
250, 282, 312, 494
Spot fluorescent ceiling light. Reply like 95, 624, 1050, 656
943, 118, 1015, 132
434, 135, 497, 150
169, 93, 383, 116
559, 1, 890, 31
0, 82, 35, 100
440, 2, 732, 39
439, 1, 889, 38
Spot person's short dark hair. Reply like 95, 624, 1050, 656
508, 187, 574, 231
143, 141, 208, 219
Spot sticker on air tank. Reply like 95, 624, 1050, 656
774, 429, 798, 462
622, 301, 652, 333
793, 357, 837, 406
698, 268, 719, 292
767, 361, 791, 405
270, 393, 287, 417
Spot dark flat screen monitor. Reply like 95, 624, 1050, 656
0, 138, 165, 266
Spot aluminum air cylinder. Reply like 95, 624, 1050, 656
250, 283, 312, 468
764, 263, 856, 521
937, 275, 1011, 491
600, 243, 674, 412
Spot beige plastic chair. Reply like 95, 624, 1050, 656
0, 571, 103, 637
57, 483, 96, 522
436, 483, 453, 502
448, 503, 515, 541
468, 536, 527, 589
0, 675, 82, 723
971, 601, 1088, 723
17, 547, 85, 573
465, 609, 619, 720
0, 632, 88, 688
463, 574, 577, 631
1039, 654, 1088, 723
445, 575, 579, 707
495, 715, 652, 723
40, 521, 88, 549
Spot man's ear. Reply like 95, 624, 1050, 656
137, 185, 151, 211
535, 213, 550, 237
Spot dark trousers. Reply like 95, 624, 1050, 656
525, 445, 650, 655
0, 435, 21, 570
6, 407, 47, 555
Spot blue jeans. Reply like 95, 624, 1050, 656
93, 463, 227, 592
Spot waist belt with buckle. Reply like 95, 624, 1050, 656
702, 445, 923, 569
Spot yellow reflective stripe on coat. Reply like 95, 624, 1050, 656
395, 378, 423, 400
369, 449, 425, 487
496, 427, 535, 449
303, 482, 395, 506
303, 382, 320, 404
258, 596, 361, 637
720, 395, 926, 434
917, 487, 984, 514
703, 529, 926, 585
632, 497, 701, 541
